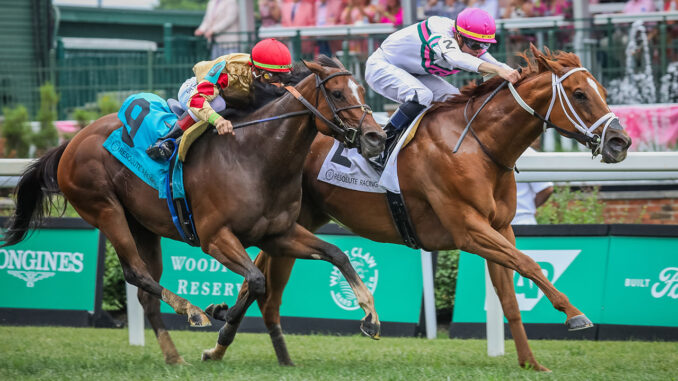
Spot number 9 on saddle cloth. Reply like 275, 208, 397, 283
102, 92, 200, 246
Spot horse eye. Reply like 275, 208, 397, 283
574, 90, 587, 101
332, 90, 343, 99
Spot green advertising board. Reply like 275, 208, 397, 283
602, 236, 678, 327
453, 236, 609, 324
159, 233, 423, 324
453, 227, 678, 338
0, 224, 101, 311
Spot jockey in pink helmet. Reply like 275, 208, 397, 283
365, 9, 519, 170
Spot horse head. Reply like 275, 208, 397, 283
525, 44, 632, 163
301, 57, 386, 159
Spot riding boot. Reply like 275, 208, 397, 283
146, 113, 195, 161
369, 99, 426, 172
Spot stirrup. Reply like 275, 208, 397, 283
146, 139, 175, 161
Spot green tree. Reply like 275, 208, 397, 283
156, 0, 208, 11
32, 82, 59, 155
1, 105, 31, 157
98, 95, 121, 116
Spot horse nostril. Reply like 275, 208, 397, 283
364, 131, 386, 146
608, 137, 626, 151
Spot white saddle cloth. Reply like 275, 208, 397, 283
317, 108, 428, 194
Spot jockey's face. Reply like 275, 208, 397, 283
252, 67, 282, 84
455, 32, 490, 56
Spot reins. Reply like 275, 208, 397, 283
213, 71, 371, 149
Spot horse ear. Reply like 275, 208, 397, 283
332, 57, 347, 70
531, 43, 560, 73
302, 59, 325, 76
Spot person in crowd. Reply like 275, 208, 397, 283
316, 0, 346, 56
623, 0, 656, 13
281, 0, 317, 26
512, 180, 554, 224
424, 0, 468, 19
146, 39, 293, 161
376, 0, 404, 26
341, 0, 377, 24
364, 8, 519, 169
532, 0, 572, 17
259, 0, 282, 27
468, 0, 499, 19
195, 0, 240, 59
502, 0, 534, 19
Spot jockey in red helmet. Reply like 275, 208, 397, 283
364, 9, 520, 170
147, 38, 293, 161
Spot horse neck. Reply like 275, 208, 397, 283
241, 73, 319, 175
473, 74, 555, 167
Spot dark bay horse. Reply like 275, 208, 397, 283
2, 57, 386, 364
229, 46, 632, 370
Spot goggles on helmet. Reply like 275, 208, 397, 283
253, 69, 278, 82
461, 36, 491, 51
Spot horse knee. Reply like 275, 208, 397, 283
247, 272, 266, 297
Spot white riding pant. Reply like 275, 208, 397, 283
365, 48, 460, 107
177, 77, 226, 122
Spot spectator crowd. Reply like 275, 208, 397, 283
196, 0, 674, 59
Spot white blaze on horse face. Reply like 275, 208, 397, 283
348, 79, 361, 104
587, 77, 606, 104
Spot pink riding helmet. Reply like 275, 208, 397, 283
455, 8, 497, 43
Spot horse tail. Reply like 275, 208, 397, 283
1, 141, 69, 247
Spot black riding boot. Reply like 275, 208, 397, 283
370, 99, 426, 172
146, 112, 194, 161
146, 121, 184, 161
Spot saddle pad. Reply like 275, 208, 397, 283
102, 93, 185, 199
317, 108, 429, 194
178, 120, 210, 162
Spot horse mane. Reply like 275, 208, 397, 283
221, 55, 340, 119
437, 48, 582, 108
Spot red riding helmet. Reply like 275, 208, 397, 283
250, 38, 293, 73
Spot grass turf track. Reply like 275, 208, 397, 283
0, 326, 676, 380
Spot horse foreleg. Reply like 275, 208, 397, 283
259, 224, 381, 339
200, 226, 267, 361
255, 253, 296, 366
459, 217, 592, 331
131, 222, 185, 365
487, 226, 549, 372
97, 207, 211, 328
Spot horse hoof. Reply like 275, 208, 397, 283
521, 361, 551, 372
201, 349, 223, 362
205, 303, 229, 321
166, 355, 189, 365
360, 314, 381, 340
566, 314, 594, 331
278, 359, 296, 367
188, 310, 212, 327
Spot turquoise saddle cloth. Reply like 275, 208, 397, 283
103, 93, 185, 199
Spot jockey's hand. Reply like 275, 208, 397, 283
215, 119, 234, 136
498, 67, 521, 84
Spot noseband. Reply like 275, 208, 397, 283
285, 71, 372, 149
508, 67, 621, 157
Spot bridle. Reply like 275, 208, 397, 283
508, 67, 620, 157
285, 71, 373, 149
455, 66, 622, 171
223, 70, 372, 149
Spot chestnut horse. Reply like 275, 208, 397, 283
226, 46, 632, 370
2, 58, 386, 364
